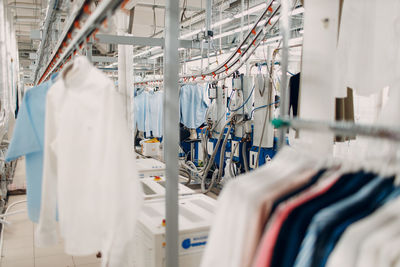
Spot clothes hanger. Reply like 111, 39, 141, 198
61, 61, 75, 81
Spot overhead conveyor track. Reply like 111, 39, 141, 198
135, 0, 283, 85
36, 0, 127, 84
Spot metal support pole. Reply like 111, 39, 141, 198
164, 0, 180, 266
205, 0, 212, 36
278, 0, 290, 150
240, 0, 244, 42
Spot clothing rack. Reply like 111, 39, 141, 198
33, 0, 298, 266
34, 1, 181, 266
272, 118, 400, 142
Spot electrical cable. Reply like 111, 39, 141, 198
228, 85, 255, 113
250, 100, 280, 118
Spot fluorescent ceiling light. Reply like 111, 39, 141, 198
292, 7, 305, 16
149, 53, 164, 60
214, 24, 253, 39
234, 3, 267, 18
180, 29, 202, 39
135, 6, 304, 58
213, 7, 304, 40
179, 2, 271, 40
212, 18, 233, 28
134, 47, 161, 59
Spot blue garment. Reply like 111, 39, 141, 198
270, 171, 377, 267
316, 182, 400, 267
135, 90, 164, 137
147, 91, 163, 137
179, 84, 208, 129
270, 169, 327, 219
134, 91, 148, 133
5, 79, 55, 223
293, 177, 395, 267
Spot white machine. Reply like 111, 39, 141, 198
133, 194, 216, 267
136, 158, 166, 178
141, 177, 195, 200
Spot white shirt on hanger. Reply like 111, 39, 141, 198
200, 147, 319, 267
327, 197, 400, 267
36, 56, 143, 267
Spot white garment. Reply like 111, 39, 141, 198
200, 147, 318, 267
36, 56, 143, 267
377, 234, 400, 267
356, 219, 400, 267
327, 197, 400, 267
334, 0, 400, 97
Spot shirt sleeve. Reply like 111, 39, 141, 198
6, 92, 41, 162
35, 87, 60, 247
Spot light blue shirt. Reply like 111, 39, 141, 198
147, 91, 163, 137
134, 91, 148, 133
6, 78, 55, 223
180, 84, 209, 129
135, 90, 164, 137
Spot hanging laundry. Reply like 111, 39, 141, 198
327, 195, 400, 267
5, 74, 58, 223
147, 91, 164, 138
135, 90, 148, 134
200, 147, 324, 267
289, 73, 300, 117
180, 83, 209, 129
293, 177, 395, 267
134, 90, 164, 138
202, 143, 400, 267
36, 56, 143, 267
334, 0, 400, 97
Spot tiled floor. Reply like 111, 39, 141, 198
1, 160, 101, 267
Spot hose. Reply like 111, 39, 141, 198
179, 168, 192, 185
201, 120, 232, 193
217, 124, 233, 182
229, 141, 239, 178
242, 140, 249, 173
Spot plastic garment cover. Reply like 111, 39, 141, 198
36, 56, 143, 267
334, 0, 400, 97
179, 83, 209, 129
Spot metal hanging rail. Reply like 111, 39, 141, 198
33, 0, 60, 83
37, 0, 127, 84
35, 0, 91, 84
272, 118, 400, 142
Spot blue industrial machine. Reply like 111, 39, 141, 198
180, 72, 280, 189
